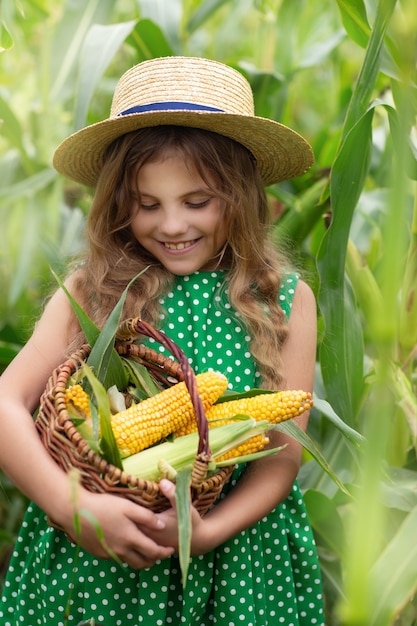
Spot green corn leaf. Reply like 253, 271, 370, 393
51, 268, 129, 390
175, 468, 192, 587
0, 20, 14, 52
75, 21, 137, 130
214, 444, 287, 467
275, 421, 349, 495
87, 271, 148, 387
126, 18, 174, 59
66, 402, 101, 454
336, 0, 371, 49
51, 268, 100, 346
82, 364, 123, 470
214, 388, 273, 404
122, 357, 163, 397
187, 0, 230, 34
318, 112, 373, 422
312, 395, 365, 448
367, 505, 417, 625
126, 386, 150, 403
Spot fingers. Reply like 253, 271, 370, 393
63, 493, 177, 567
158, 479, 176, 507
122, 543, 175, 570
126, 498, 170, 531
72, 521, 175, 568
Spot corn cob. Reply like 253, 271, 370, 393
122, 417, 271, 481
111, 371, 228, 457
174, 389, 313, 437
65, 384, 91, 418
215, 433, 270, 462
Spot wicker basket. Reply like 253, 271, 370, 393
36, 318, 235, 517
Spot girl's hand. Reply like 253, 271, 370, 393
150, 479, 215, 555
57, 489, 175, 569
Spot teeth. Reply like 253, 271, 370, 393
164, 241, 194, 250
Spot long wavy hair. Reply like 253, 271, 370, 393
68, 125, 292, 388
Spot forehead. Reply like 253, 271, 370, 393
136, 148, 215, 188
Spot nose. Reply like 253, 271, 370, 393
158, 207, 188, 238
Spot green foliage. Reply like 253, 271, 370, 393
1, 0, 417, 623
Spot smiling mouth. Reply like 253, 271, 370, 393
163, 240, 197, 250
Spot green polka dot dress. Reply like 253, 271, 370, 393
0, 271, 324, 625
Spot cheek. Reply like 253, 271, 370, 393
130, 212, 152, 240
211, 203, 228, 242
130, 217, 141, 240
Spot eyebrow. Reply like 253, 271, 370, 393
139, 188, 212, 199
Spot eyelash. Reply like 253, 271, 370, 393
139, 199, 211, 210
188, 199, 211, 209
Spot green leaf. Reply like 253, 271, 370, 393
275, 421, 349, 494
318, 111, 374, 421
303, 489, 345, 557
369, 506, 417, 625
186, 0, 230, 34
122, 357, 162, 397
87, 270, 147, 388
135, 0, 181, 50
336, 0, 371, 48
126, 18, 174, 59
341, 0, 396, 139
75, 21, 137, 130
0, 20, 14, 51
312, 395, 365, 447
0, 169, 57, 200
272, 178, 329, 247
82, 364, 123, 470
51, 268, 100, 346
238, 64, 285, 121
298, 31, 346, 70
66, 402, 101, 454
381, 467, 417, 513
175, 468, 192, 587
49, 0, 115, 104
214, 444, 286, 467
0, 96, 26, 163
214, 388, 273, 404
53, 266, 128, 390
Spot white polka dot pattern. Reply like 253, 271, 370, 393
0, 271, 324, 625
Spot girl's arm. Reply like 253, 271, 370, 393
0, 283, 175, 568
155, 278, 317, 554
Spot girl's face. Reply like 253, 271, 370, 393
130, 152, 227, 275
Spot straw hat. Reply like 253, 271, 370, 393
53, 56, 314, 187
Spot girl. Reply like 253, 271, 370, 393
0, 56, 324, 625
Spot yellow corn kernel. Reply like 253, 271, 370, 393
65, 384, 91, 417
111, 371, 228, 457
175, 389, 313, 436
215, 433, 270, 462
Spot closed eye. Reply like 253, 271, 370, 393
140, 202, 159, 210
187, 198, 211, 209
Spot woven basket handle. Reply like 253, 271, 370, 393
116, 318, 211, 466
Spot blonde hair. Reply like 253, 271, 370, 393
69, 126, 291, 388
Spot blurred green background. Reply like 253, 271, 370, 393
1, 1, 417, 624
